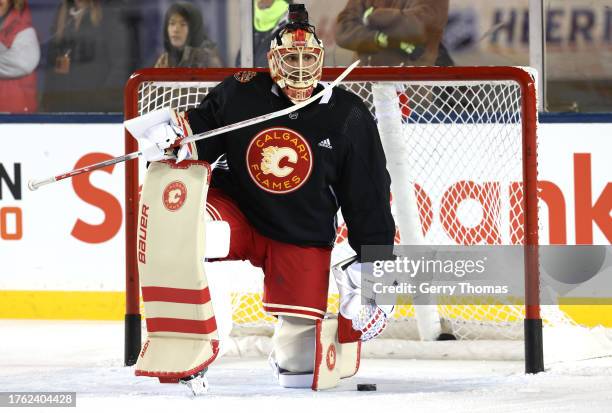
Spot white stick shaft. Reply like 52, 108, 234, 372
28, 61, 360, 191
28, 151, 141, 191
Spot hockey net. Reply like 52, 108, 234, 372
124, 67, 606, 367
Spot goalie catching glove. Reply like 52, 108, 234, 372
124, 108, 195, 163
332, 256, 394, 342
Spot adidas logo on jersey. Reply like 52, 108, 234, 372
318, 138, 333, 149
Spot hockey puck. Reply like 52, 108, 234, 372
357, 383, 377, 391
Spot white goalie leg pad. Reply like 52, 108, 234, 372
312, 318, 360, 391
135, 160, 221, 381
272, 316, 316, 373
269, 316, 361, 390
270, 316, 316, 388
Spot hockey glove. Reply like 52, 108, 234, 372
124, 108, 192, 163
332, 256, 394, 342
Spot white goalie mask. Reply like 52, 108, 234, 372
268, 24, 324, 103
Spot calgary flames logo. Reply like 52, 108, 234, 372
246, 127, 313, 194
326, 343, 337, 371
162, 181, 187, 211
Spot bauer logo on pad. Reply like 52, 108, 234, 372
162, 181, 187, 211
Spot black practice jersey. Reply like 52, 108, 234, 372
186, 72, 395, 258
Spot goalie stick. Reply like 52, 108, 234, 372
27, 60, 360, 191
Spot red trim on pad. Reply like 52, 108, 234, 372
146, 317, 217, 335
312, 319, 323, 390
135, 340, 220, 380
142, 286, 212, 305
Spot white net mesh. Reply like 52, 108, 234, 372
135, 74, 548, 342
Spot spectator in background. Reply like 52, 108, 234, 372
42, 0, 130, 112
253, 0, 290, 67
154, 2, 223, 68
236, 0, 291, 67
0, 0, 39, 113
335, 0, 453, 67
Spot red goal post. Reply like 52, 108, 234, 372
123, 66, 541, 373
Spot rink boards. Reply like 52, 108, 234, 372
0, 116, 610, 325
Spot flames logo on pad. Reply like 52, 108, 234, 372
162, 181, 187, 211
246, 127, 313, 194
326, 343, 337, 371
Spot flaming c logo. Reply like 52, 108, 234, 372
162, 181, 187, 211
326, 343, 337, 371
246, 127, 313, 194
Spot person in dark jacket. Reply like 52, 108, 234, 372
335, 0, 453, 67
42, 0, 131, 112
154, 2, 223, 68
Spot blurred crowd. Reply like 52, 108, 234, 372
0, 0, 218, 113
0, 0, 609, 113
0, 0, 457, 113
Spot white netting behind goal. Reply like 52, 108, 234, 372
133, 72, 572, 346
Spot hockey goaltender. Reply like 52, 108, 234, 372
124, 3, 395, 394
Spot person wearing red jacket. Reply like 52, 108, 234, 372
0, 0, 39, 113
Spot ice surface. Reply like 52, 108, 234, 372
1, 320, 611, 412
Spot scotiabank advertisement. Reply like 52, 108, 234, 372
538, 122, 610, 245
0, 119, 610, 319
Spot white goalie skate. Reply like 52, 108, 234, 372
179, 368, 209, 396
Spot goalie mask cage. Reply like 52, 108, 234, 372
123, 66, 542, 373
